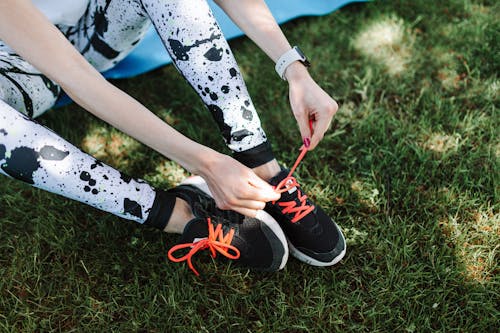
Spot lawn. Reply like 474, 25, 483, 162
0, 0, 498, 331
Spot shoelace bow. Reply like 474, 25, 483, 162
273, 119, 316, 223
167, 218, 240, 276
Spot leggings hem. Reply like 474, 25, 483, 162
232, 141, 275, 168
143, 189, 177, 230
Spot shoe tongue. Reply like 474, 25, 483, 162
268, 169, 290, 186
180, 218, 247, 255
180, 218, 209, 243
269, 169, 298, 199
180, 217, 242, 244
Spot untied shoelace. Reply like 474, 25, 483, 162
167, 218, 240, 276
272, 119, 315, 223
168, 120, 315, 274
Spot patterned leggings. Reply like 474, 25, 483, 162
0, 0, 275, 228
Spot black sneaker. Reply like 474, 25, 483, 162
265, 169, 346, 266
167, 180, 288, 275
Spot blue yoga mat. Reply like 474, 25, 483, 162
56, 0, 364, 105
103, 0, 364, 78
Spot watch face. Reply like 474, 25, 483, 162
295, 46, 306, 59
294, 46, 311, 67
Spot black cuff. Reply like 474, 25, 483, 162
143, 189, 177, 230
232, 141, 275, 168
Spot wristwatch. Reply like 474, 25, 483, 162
275, 46, 311, 80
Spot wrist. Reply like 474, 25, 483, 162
167, 142, 220, 176
284, 61, 310, 82
195, 148, 224, 177
275, 46, 310, 80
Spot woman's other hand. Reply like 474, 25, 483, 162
199, 153, 280, 217
286, 62, 338, 150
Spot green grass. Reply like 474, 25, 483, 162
1, 0, 498, 331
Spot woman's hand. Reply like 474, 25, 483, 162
199, 153, 280, 217
213, 0, 338, 149
286, 62, 338, 150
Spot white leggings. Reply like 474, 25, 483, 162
0, 0, 275, 228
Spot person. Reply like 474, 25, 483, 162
0, 0, 345, 275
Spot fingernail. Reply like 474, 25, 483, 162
303, 138, 310, 148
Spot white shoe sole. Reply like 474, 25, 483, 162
180, 175, 289, 271
287, 231, 346, 267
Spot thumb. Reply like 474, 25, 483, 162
248, 173, 280, 201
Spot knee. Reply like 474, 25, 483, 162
0, 73, 60, 119
0, 81, 5, 103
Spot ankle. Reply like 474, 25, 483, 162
252, 159, 281, 182
163, 198, 194, 234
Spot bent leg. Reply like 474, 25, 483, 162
61, 0, 152, 73
0, 99, 174, 229
59, 0, 276, 168
141, 0, 275, 167
0, 44, 60, 118
0, 0, 152, 119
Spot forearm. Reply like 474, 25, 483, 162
0, 0, 217, 175
214, 0, 309, 81
215, 0, 289, 61
65, 72, 216, 175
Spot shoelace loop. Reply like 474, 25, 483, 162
273, 144, 315, 223
167, 218, 240, 276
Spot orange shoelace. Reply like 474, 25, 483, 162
273, 144, 315, 223
167, 218, 240, 276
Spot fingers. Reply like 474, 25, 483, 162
215, 196, 270, 218
201, 154, 280, 217
236, 199, 267, 211
295, 111, 312, 148
289, 77, 339, 149
247, 174, 281, 202
210, 173, 279, 215
216, 184, 278, 210
232, 206, 259, 218
225, 195, 274, 218
309, 101, 338, 150
212, 193, 260, 217
309, 117, 327, 150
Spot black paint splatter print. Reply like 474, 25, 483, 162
142, 0, 268, 151
123, 198, 143, 219
0, 52, 61, 118
0, 145, 69, 184
0, 144, 5, 160
1, 146, 40, 184
60, 0, 152, 73
168, 33, 221, 61
231, 129, 254, 142
39, 146, 70, 161
0, 0, 275, 226
204, 46, 224, 61
0, 102, 156, 223
1, 0, 270, 153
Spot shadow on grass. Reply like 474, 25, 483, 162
1, 0, 498, 331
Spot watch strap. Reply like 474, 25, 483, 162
275, 46, 309, 80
